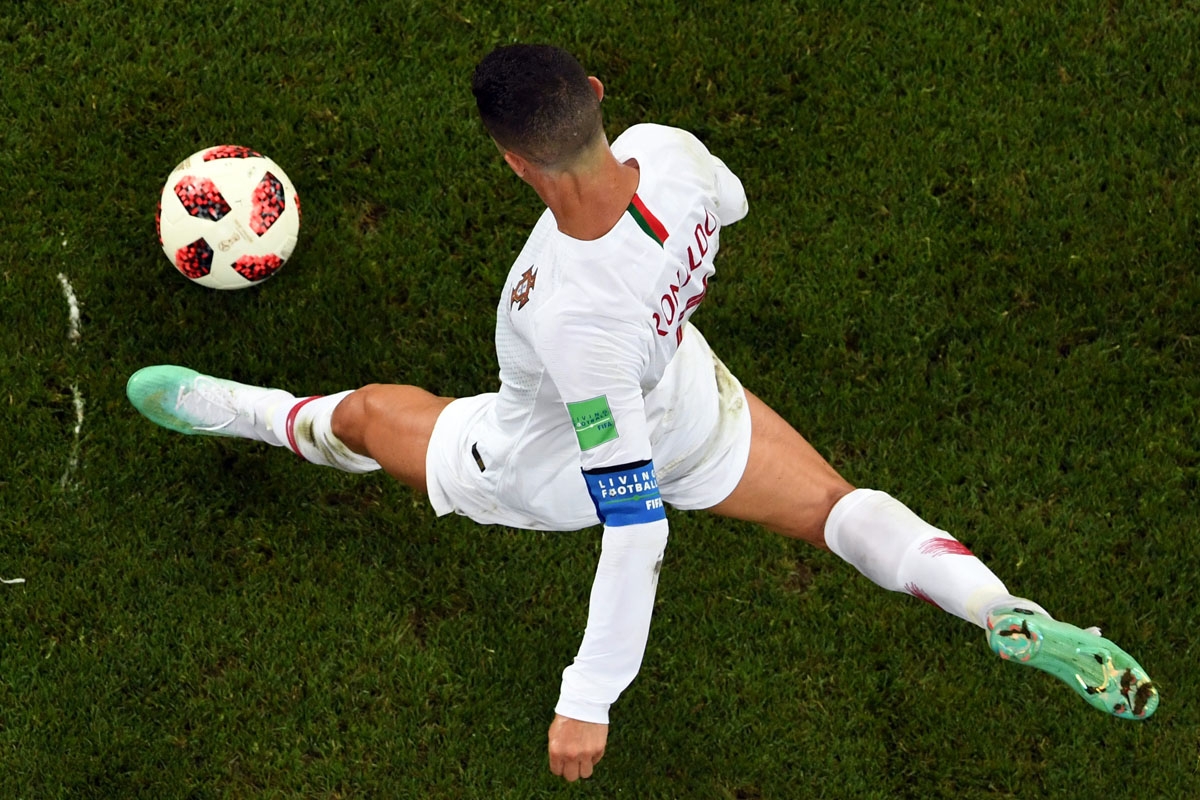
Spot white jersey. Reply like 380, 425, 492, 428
450, 123, 749, 724
477, 123, 749, 521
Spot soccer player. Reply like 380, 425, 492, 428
127, 44, 1157, 782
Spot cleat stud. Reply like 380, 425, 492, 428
1133, 683, 1155, 716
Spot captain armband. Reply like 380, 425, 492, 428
582, 459, 667, 527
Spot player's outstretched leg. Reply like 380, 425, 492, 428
126, 365, 379, 472
987, 607, 1158, 719
823, 491, 1160, 721
709, 389, 1158, 720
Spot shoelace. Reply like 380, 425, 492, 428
179, 377, 240, 433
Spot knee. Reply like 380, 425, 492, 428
330, 383, 389, 444
331, 383, 443, 444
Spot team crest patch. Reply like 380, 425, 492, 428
510, 266, 537, 309
566, 395, 619, 450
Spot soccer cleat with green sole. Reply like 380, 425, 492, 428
126, 365, 291, 441
987, 607, 1158, 720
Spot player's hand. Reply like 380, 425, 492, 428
547, 714, 608, 782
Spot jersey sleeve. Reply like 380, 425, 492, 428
537, 307, 652, 471
667, 125, 748, 226
712, 154, 749, 225
535, 309, 669, 724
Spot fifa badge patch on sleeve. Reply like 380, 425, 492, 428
566, 395, 619, 450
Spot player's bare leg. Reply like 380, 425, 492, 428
330, 383, 452, 493
707, 390, 852, 546
707, 389, 1158, 719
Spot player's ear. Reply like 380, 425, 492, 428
503, 151, 532, 182
588, 76, 604, 102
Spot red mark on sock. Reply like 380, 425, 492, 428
905, 583, 943, 610
919, 537, 975, 558
285, 396, 322, 460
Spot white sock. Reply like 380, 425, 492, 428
246, 389, 294, 448
824, 488, 1048, 628
268, 391, 382, 474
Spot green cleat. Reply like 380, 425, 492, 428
987, 607, 1158, 720
126, 365, 291, 440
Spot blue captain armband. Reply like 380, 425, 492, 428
582, 459, 667, 527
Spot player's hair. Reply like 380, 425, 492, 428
471, 44, 605, 170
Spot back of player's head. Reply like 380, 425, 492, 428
472, 44, 604, 170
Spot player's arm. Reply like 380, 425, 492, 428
556, 460, 667, 723
549, 458, 666, 781
536, 314, 667, 780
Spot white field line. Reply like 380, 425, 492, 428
56, 272, 84, 492
58, 384, 85, 489
57, 272, 81, 343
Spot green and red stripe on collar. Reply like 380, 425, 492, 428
627, 193, 668, 246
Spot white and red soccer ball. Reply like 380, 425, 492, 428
157, 145, 300, 290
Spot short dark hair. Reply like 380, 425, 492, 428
471, 44, 604, 169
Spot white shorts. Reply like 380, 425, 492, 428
425, 324, 752, 531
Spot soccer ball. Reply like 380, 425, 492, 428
156, 145, 301, 290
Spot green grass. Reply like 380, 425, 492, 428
2, 0, 1198, 796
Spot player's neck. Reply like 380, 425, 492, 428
535, 154, 640, 242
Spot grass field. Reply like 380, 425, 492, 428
2, 1, 1198, 796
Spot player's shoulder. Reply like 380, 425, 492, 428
613, 124, 722, 203
613, 123, 711, 161
499, 209, 557, 314
503, 209, 557, 282
515, 208, 558, 259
